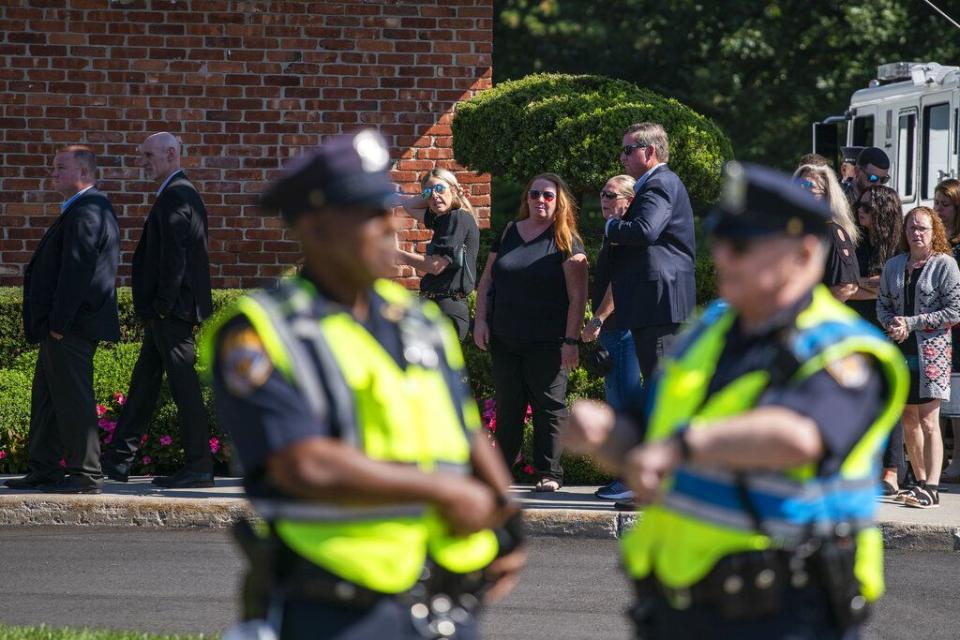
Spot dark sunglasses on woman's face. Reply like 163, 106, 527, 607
528, 189, 556, 202
600, 190, 622, 200
421, 183, 448, 198
866, 173, 890, 185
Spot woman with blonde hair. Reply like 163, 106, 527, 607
879, 207, 960, 508
396, 167, 479, 341
794, 163, 860, 301
474, 173, 588, 492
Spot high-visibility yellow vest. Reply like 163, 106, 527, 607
200, 276, 498, 594
622, 286, 908, 603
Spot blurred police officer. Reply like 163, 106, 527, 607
564, 163, 907, 639
204, 130, 525, 640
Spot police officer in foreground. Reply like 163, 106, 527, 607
203, 130, 526, 640
563, 163, 907, 639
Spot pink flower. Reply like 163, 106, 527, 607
0, 450, 7, 460
142, 456, 152, 465
522, 463, 535, 475
525, 404, 533, 418
159, 435, 173, 446
484, 417, 497, 433
59, 458, 67, 468
209, 437, 220, 454
98, 419, 116, 433
96, 404, 107, 418
141, 434, 149, 445
114, 392, 126, 406
104, 434, 113, 445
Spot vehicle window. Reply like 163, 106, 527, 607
852, 116, 874, 147
898, 113, 916, 199
922, 103, 950, 199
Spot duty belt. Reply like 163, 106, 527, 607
419, 291, 466, 301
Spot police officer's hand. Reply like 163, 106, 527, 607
436, 475, 500, 536
560, 400, 615, 455
483, 546, 528, 604
473, 318, 490, 351
622, 439, 683, 504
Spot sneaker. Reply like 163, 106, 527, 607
595, 480, 634, 501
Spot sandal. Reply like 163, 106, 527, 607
533, 478, 561, 493
880, 480, 899, 496
903, 485, 940, 509
892, 489, 914, 503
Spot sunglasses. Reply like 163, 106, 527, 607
421, 183, 448, 198
621, 142, 648, 156
528, 189, 556, 202
866, 173, 890, 185
798, 179, 822, 192
600, 190, 622, 200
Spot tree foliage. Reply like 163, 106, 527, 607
494, 0, 960, 168
453, 73, 732, 211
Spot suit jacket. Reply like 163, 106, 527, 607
131, 171, 213, 324
23, 188, 121, 344
605, 165, 697, 328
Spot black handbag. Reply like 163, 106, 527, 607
579, 339, 613, 378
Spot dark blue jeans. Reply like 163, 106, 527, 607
599, 329, 644, 411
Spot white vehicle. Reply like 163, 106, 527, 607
813, 62, 960, 211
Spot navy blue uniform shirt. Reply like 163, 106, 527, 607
630, 292, 885, 476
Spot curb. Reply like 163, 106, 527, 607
1, 494, 957, 551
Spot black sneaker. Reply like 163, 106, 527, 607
151, 469, 214, 489
3, 473, 64, 490
101, 458, 130, 483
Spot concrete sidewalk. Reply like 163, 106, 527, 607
0, 476, 957, 551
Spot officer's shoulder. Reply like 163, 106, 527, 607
215, 315, 274, 398
823, 353, 875, 390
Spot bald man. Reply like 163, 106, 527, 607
101, 132, 215, 488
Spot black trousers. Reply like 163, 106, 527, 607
107, 316, 212, 473
420, 294, 470, 342
28, 333, 101, 481
489, 335, 567, 482
632, 589, 860, 640
631, 324, 681, 382
278, 596, 478, 640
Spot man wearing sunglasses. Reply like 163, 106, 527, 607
563, 162, 907, 639
606, 122, 696, 397
843, 146, 890, 208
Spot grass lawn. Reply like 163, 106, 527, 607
0, 626, 207, 640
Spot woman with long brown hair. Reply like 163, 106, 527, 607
879, 207, 960, 507
474, 173, 588, 492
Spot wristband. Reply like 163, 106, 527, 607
562, 337, 579, 346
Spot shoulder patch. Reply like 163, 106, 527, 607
825, 354, 870, 389
219, 326, 273, 397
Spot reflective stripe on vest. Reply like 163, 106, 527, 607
622, 286, 909, 602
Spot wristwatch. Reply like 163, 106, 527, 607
590, 316, 603, 329
562, 337, 579, 346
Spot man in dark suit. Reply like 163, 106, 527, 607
606, 122, 696, 384
5, 146, 121, 494
101, 132, 215, 489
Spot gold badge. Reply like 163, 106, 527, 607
825, 354, 870, 389
220, 327, 273, 397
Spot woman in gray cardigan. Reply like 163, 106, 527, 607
878, 207, 960, 508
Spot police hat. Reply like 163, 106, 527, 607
259, 129, 397, 223
840, 146, 865, 165
706, 162, 833, 239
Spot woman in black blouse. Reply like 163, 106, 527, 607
396, 168, 480, 341
474, 173, 588, 492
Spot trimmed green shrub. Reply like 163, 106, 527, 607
453, 73, 734, 213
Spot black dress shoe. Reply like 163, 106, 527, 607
43, 476, 103, 494
613, 499, 637, 512
3, 473, 63, 490
152, 469, 214, 489
101, 458, 130, 482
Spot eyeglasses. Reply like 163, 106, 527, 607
600, 190, 623, 200
421, 183, 448, 198
865, 173, 890, 185
797, 179, 823, 193
528, 189, 556, 202
621, 142, 647, 156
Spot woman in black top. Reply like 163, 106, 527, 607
474, 173, 588, 492
396, 168, 480, 341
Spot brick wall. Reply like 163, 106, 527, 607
0, 0, 492, 288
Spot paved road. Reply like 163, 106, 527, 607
0, 528, 957, 639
